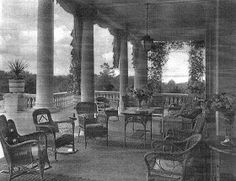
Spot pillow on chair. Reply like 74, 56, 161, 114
153, 159, 182, 178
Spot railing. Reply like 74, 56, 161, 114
24, 94, 36, 108
53, 92, 74, 108
161, 93, 188, 107
94, 91, 188, 107
95, 91, 119, 101
2, 91, 188, 112
24, 92, 75, 109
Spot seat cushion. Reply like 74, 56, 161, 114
151, 159, 182, 179
85, 123, 107, 138
55, 134, 74, 148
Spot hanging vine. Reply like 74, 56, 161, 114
147, 41, 184, 92
112, 29, 123, 68
187, 40, 205, 95
69, 16, 83, 95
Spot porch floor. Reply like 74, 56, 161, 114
0, 107, 164, 181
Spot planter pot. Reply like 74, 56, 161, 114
9, 79, 25, 93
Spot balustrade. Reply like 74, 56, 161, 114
161, 93, 188, 107
95, 91, 120, 101
95, 91, 188, 108
19, 92, 74, 110
2, 91, 188, 111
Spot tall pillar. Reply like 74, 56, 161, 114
81, 18, 94, 102
205, 2, 217, 99
134, 44, 147, 89
36, 0, 54, 109
119, 32, 128, 111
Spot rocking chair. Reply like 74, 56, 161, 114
0, 115, 50, 181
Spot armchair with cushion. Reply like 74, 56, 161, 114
75, 102, 108, 148
144, 134, 202, 181
32, 108, 77, 161
0, 115, 50, 181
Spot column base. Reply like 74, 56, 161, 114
3, 93, 25, 113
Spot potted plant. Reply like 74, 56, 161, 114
206, 93, 236, 145
8, 59, 28, 93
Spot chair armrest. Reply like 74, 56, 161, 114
69, 117, 77, 121
9, 139, 38, 149
18, 131, 47, 143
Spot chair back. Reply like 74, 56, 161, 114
192, 112, 205, 134
96, 97, 109, 113
32, 108, 54, 125
32, 108, 59, 134
184, 134, 202, 151
75, 102, 97, 114
0, 115, 16, 165
96, 97, 109, 104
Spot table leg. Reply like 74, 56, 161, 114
150, 116, 152, 141
161, 117, 164, 138
124, 117, 127, 148
144, 122, 146, 149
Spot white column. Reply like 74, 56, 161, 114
36, 0, 54, 109
81, 18, 94, 102
119, 32, 128, 111
134, 44, 147, 89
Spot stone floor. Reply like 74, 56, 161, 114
0, 106, 164, 181
0, 107, 235, 181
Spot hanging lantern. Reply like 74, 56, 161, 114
141, 3, 153, 52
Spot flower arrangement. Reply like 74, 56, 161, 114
128, 87, 153, 107
206, 93, 236, 125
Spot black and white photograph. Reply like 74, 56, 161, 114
0, 0, 236, 180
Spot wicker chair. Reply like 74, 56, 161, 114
0, 115, 50, 181
32, 108, 77, 160
96, 97, 110, 113
144, 134, 202, 181
96, 97, 119, 121
75, 102, 108, 148
166, 112, 205, 141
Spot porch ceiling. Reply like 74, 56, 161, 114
59, 0, 210, 41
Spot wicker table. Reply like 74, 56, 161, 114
206, 136, 236, 181
121, 108, 155, 148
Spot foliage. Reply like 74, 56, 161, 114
24, 72, 36, 94
95, 63, 116, 91
147, 41, 185, 93
206, 93, 236, 125
69, 48, 81, 95
187, 40, 205, 95
53, 75, 73, 93
187, 79, 205, 95
8, 59, 28, 79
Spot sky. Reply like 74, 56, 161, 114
0, 0, 189, 83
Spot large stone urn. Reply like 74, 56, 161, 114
9, 79, 25, 93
